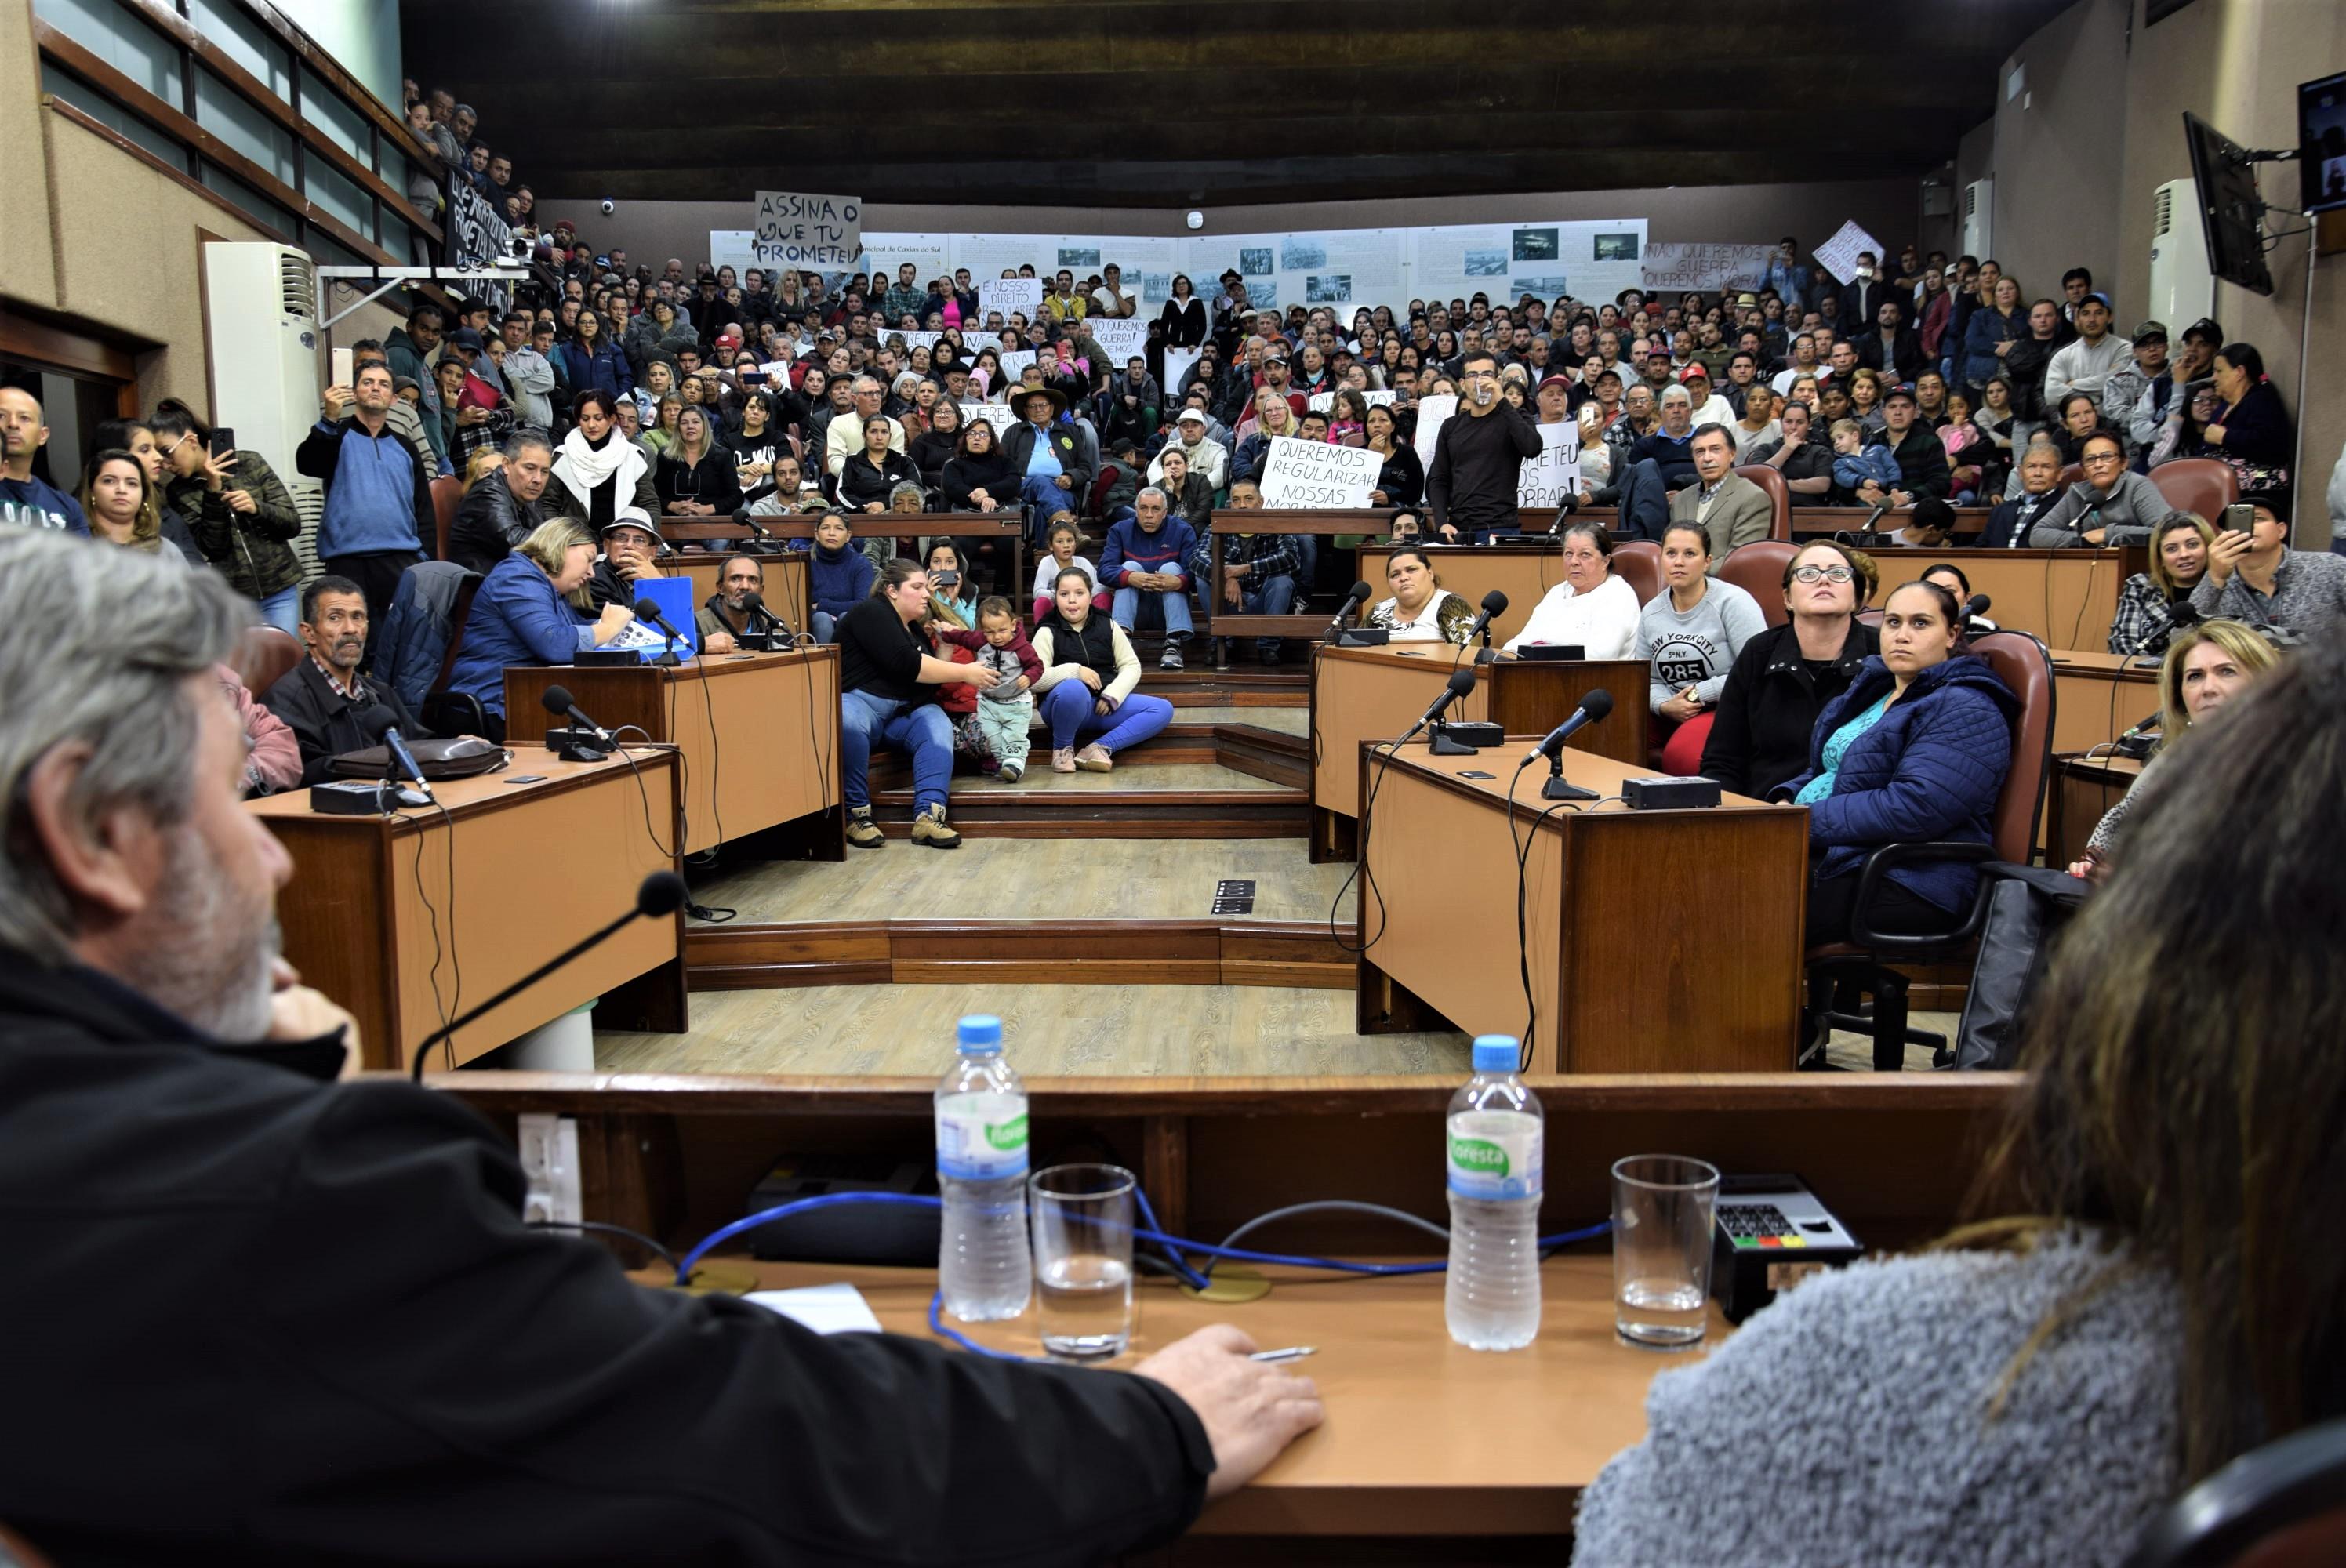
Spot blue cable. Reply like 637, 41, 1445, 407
1131, 1184, 1210, 1290
672, 1192, 1614, 1352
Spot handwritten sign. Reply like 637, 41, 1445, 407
1161, 347, 1202, 400
995, 349, 1037, 384
881, 329, 945, 354
958, 401, 1019, 435
1517, 423, 1584, 508
1412, 394, 1458, 463
1258, 437, 1381, 510
979, 278, 1044, 321
1640, 243, 1774, 294
1307, 389, 1398, 414
1084, 316, 1149, 362
1811, 220, 1886, 286
752, 191, 862, 270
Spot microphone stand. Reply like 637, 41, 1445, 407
409, 902, 670, 1080
1542, 750, 1600, 802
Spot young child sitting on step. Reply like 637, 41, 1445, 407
931, 596, 1044, 782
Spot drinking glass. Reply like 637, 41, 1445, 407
1611, 1155, 1720, 1348
1029, 1163, 1136, 1360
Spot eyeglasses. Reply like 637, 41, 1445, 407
2083, 451, 2124, 466
1791, 565, 1855, 584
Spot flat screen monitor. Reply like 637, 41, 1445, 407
2184, 111, 2274, 296
2302, 71, 2346, 216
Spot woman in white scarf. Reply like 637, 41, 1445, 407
543, 390, 658, 531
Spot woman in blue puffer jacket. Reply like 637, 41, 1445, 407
554, 307, 633, 403
1778, 578, 2016, 943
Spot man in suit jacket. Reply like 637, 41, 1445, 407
1672, 423, 1777, 572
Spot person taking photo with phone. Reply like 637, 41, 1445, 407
151, 400, 304, 635
2188, 489, 2346, 646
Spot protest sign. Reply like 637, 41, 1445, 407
1517, 423, 1583, 508
959, 402, 1018, 435
1640, 243, 1774, 294
996, 349, 1036, 383
1258, 437, 1381, 510
1084, 316, 1148, 362
751, 191, 862, 270
1812, 220, 1886, 286
1307, 389, 1398, 414
978, 278, 1044, 321
881, 329, 944, 354
1412, 394, 1458, 463
1161, 347, 1202, 400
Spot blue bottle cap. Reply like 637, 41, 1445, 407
957, 1014, 1004, 1054
1472, 1036, 1519, 1074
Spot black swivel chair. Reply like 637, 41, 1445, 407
2124, 1417, 2346, 1566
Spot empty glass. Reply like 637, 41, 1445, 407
1029, 1163, 1136, 1360
1611, 1155, 1720, 1348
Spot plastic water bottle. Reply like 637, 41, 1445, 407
1445, 1035, 1545, 1350
935, 1014, 1032, 1322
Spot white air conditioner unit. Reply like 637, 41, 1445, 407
202, 242, 325, 574
2148, 177, 2215, 330
1960, 178, 1993, 259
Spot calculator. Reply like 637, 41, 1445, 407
1711, 1174, 1864, 1323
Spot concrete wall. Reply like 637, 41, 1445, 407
1987, 0, 2131, 302
539, 177, 1922, 281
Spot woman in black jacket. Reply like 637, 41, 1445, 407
653, 406, 742, 516
1363, 404, 1423, 508
942, 418, 1019, 514
907, 397, 964, 492
1698, 540, 1880, 799
2201, 341, 2294, 481
837, 415, 919, 513
1157, 274, 1208, 350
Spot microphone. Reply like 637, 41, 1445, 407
1844, 501, 1890, 539
1324, 580, 1373, 638
1462, 589, 1509, 647
633, 595, 687, 666
362, 709, 432, 802
541, 684, 612, 742
1527, 688, 1618, 763
1961, 593, 1992, 622
409, 870, 688, 1080
1528, 688, 1615, 802
1403, 668, 1479, 743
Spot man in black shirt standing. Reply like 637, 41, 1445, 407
0, 531, 1323, 1562
1427, 348, 1542, 540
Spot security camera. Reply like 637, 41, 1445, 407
600, 198, 616, 216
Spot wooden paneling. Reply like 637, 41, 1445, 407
2048, 649, 2158, 754
686, 918, 1351, 991
2046, 753, 2143, 872
676, 553, 811, 638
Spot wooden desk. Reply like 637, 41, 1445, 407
1308, 643, 1647, 860
1791, 506, 1992, 539
672, 552, 811, 638
663, 1254, 1717, 1542
2047, 648, 2159, 755
504, 650, 843, 859
1356, 740, 1808, 1072
1355, 544, 1566, 648
2046, 753, 2144, 871
251, 756, 688, 1072
664, 513, 1024, 604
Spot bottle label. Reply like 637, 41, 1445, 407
1447, 1109, 1542, 1200
936, 1091, 1030, 1181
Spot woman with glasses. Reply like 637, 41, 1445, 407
2025, 428, 2186, 548
1698, 542, 1883, 799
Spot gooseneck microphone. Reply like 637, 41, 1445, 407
1961, 593, 1992, 624
1525, 688, 1615, 801
361, 708, 433, 802
1462, 589, 1509, 648
1400, 667, 1480, 747
541, 684, 613, 761
409, 870, 688, 1080
634, 596, 685, 666
1324, 580, 1374, 638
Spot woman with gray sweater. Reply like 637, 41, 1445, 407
1574, 647, 2346, 1566
2026, 428, 2183, 547
1634, 521, 1765, 775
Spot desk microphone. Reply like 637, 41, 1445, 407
409, 870, 688, 1080
738, 590, 793, 637
1462, 590, 1509, 647
1527, 688, 1614, 801
541, 684, 615, 761
1401, 668, 1479, 745
634, 596, 686, 665
542, 684, 612, 741
1324, 580, 1373, 637
1961, 593, 1992, 622
363, 709, 433, 803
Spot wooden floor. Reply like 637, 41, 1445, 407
693, 837, 1358, 927
594, 982, 1471, 1076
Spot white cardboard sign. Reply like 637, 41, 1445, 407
1258, 437, 1381, 510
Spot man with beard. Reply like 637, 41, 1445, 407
260, 575, 433, 784
695, 552, 772, 653
0, 528, 1321, 1562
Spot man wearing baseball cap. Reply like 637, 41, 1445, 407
1680, 362, 1735, 430
2101, 320, 2168, 448
2126, 316, 2222, 457
1853, 385, 1951, 511
1150, 406, 1229, 492
1534, 373, 1575, 427
2046, 291, 2129, 407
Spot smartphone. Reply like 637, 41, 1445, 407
2221, 503, 2256, 534
331, 346, 354, 388
504, 775, 548, 785
740, 369, 766, 385
207, 427, 236, 459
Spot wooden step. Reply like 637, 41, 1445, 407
870, 764, 1308, 837
1142, 667, 1309, 704
1212, 723, 1310, 789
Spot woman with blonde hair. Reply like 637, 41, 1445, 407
462, 448, 507, 492
2069, 618, 2277, 877
448, 517, 635, 741
2108, 513, 2217, 658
